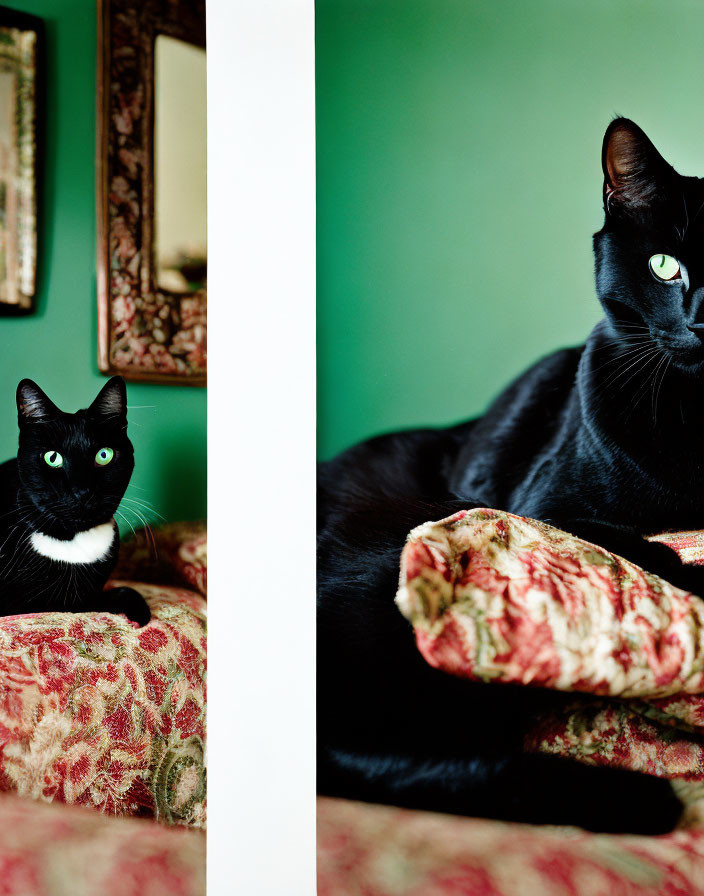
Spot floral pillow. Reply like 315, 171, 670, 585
396, 509, 704, 699
396, 509, 704, 823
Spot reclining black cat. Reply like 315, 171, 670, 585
0, 377, 150, 626
317, 118, 704, 833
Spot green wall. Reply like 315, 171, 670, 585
317, 0, 704, 460
0, 0, 206, 529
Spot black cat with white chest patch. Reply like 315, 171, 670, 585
0, 376, 150, 625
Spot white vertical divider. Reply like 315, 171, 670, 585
207, 1, 316, 892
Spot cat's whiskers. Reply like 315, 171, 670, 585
125, 484, 160, 504
116, 503, 158, 561
0, 502, 45, 541
597, 332, 650, 340
0, 503, 55, 559
0, 502, 39, 526
119, 492, 165, 558
114, 509, 137, 540
652, 355, 672, 427
649, 353, 668, 421
587, 345, 662, 412
0, 521, 29, 561
617, 348, 663, 394
589, 340, 655, 376
594, 338, 653, 354
123, 488, 166, 538
600, 345, 660, 389
590, 331, 655, 362
2, 532, 35, 583
121, 496, 165, 521
126, 505, 157, 550
623, 349, 666, 414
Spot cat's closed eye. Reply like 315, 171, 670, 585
649, 254, 681, 282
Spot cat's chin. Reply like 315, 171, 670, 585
32, 510, 116, 540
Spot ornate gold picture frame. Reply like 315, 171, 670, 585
96, 0, 206, 385
0, 7, 41, 314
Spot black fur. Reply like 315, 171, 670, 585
0, 377, 149, 626
317, 118, 704, 833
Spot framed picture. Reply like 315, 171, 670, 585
96, 0, 206, 385
0, 7, 41, 314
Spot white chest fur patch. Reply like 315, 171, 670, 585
30, 521, 116, 565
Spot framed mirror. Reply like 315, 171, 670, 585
0, 7, 41, 314
97, 0, 206, 385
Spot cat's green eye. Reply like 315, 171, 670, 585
649, 254, 681, 281
95, 447, 114, 466
43, 451, 63, 468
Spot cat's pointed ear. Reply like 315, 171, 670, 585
602, 118, 676, 216
16, 379, 60, 425
89, 376, 127, 424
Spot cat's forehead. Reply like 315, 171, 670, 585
30, 412, 116, 448
635, 177, 704, 249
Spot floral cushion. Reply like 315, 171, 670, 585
318, 796, 704, 896
395, 509, 704, 821
0, 578, 206, 827
0, 792, 205, 896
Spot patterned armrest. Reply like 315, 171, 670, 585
0, 581, 206, 827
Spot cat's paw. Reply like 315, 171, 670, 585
102, 586, 151, 627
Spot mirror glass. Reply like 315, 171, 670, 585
0, 69, 19, 301
0, 19, 39, 312
154, 34, 206, 295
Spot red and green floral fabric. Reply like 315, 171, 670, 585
0, 792, 204, 896
395, 508, 704, 821
0, 583, 206, 827
318, 796, 704, 896
318, 511, 704, 894
397, 511, 704, 701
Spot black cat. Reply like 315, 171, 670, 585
317, 118, 704, 834
0, 376, 150, 626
